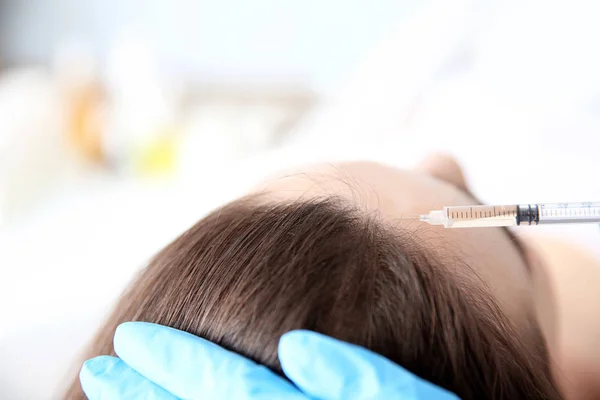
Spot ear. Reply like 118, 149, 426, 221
415, 153, 469, 192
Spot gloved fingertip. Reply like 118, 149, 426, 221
115, 321, 153, 342
81, 355, 120, 378
280, 329, 324, 348
280, 329, 350, 360
114, 321, 165, 356
79, 356, 122, 398
278, 330, 315, 367
279, 330, 339, 386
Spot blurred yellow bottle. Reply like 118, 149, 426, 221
133, 126, 179, 177
66, 81, 105, 164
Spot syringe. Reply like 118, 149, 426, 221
419, 202, 600, 228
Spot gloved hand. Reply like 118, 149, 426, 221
80, 322, 459, 400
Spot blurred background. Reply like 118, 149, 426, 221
1, 0, 600, 398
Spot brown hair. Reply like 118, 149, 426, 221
65, 196, 562, 399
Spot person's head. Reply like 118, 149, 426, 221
66, 157, 562, 399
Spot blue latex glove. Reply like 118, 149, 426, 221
80, 322, 459, 400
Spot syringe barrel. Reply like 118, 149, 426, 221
536, 202, 600, 225
431, 202, 600, 228
442, 205, 517, 228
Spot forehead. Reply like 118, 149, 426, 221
253, 161, 534, 326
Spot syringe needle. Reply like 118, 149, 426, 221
401, 215, 421, 220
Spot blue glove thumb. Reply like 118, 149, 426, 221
279, 330, 459, 400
